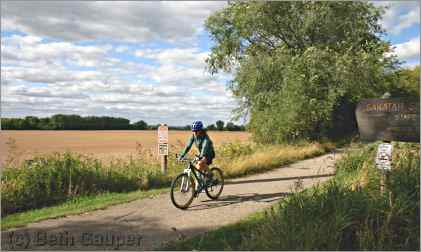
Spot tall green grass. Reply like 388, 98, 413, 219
1, 141, 332, 217
1, 152, 174, 215
165, 142, 420, 251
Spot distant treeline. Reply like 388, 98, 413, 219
0, 115, 246, 131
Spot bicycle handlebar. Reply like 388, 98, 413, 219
175, 154, 201, 163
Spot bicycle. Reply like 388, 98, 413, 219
170, 155, 224, 209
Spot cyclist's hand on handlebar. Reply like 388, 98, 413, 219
194, 155, 203, 162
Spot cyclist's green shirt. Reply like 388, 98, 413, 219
180, 134, 215, 160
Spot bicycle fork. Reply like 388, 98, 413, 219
180, 176, 188, 193
179, 168, 208, 197
180, 168, 192, 193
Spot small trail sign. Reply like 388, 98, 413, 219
158, 124, 169, 144
158, 143, 168, 156
375, 143, 393, 171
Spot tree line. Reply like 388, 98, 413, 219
0, 115, 246, 131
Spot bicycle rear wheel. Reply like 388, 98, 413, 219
170, 173, 195, 209
205, 167, 224, 200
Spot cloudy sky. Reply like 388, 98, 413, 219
1, 1, 419, 126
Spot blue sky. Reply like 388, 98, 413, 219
1, 1, 419, 126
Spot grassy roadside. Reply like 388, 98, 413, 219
1, 188, 168, 230
219, 142, 333, 178
163, 142, 420, 250
1, 141, 334, 229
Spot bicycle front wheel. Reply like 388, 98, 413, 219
170, 173, 195, 209
205, 167, 224, 200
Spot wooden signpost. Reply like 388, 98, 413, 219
355, 98, 420, 198
158, 124, 169, 174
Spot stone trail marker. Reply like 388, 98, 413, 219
355, 98, 419, 142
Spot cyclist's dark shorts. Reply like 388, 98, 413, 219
205, 157, 213, 165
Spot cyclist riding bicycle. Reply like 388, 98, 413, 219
178, 120, 215, 180
171, 122, 223, 208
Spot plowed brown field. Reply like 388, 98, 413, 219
0, 130, 250, 166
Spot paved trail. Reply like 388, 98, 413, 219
2, 153, 339, 250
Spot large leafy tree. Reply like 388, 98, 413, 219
390, 66, 420, 99
205, 1, 399, 143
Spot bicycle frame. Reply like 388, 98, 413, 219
180, 159, 208, 195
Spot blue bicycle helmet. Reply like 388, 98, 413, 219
191, 121, 204, 132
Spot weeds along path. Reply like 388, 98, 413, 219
2, 152, 340, 250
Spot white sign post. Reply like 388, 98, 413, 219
158, 125, 168, 144
158, 124, 169, 174
375, 142, 393, 195
375, 143, 393, 171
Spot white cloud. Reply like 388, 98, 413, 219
395, 8, 420, 34
377, 1, 420, 35
392, 36, 420, 62
1, 33, 236, 125
1, 35, 112, 68
7, 85, 88, 99
115, 46, 129, 53
3, 65, 102, 84
136, 48, 208, 68
1, 1, 226, 43
132, 47, 230, 97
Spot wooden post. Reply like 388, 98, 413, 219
386, 171, 393, 207
161, 155, 167, 174
383, 140, 390, 196
380, 169, 385, 195
158, 124, 169, 174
